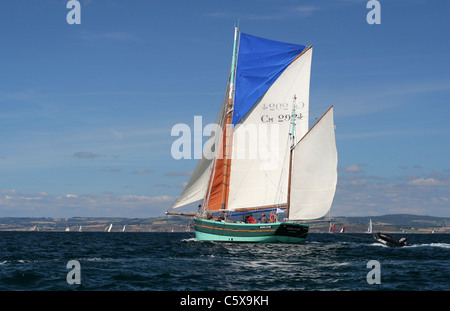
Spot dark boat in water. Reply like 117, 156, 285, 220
373, 232, 409, 247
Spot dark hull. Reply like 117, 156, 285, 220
374, 232, 409, 247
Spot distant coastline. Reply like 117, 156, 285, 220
0, 214, 449, 233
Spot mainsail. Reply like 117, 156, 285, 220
169, 28, 337, 222
228, 44, 312, 210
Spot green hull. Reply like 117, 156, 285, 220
194, 217, 308, 243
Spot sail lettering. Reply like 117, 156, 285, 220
261, 115, 274, 123
260, 102, 304, 123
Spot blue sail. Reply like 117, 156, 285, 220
232, 33, 306, 125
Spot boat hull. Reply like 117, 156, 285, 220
194, 217, 308, 243
373, 232, 409, 247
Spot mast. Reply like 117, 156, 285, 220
220, 26, 239, 210
286, 95, 297, 219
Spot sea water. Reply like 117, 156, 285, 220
0, 231, 449, 291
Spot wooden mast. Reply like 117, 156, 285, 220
286, 95, 297, 219
220, 26, 238, 210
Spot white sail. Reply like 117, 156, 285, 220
227, 48, 313, 210
368, 218, 373, 234
171, 91, 229, 209
171, 156, 214, 209
288, 106, 337, 220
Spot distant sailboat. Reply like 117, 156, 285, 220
79, 225, 82, 232
65, 227, 70, 232
104, 224, 113, 232
122, 225, 126, 232
340, 225, 345, 233
367, 218, 373, 234
329, 223, 336, 233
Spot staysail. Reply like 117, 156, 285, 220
288, 106, 338, 220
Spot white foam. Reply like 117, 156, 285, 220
410, 243, 450, 249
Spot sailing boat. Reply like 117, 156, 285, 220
166, 28, 338, 243
367, 218, 373, 234
329, 223, 336, 233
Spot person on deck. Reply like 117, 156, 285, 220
247, 215, 257, 224
218, 211, 226, 221
259, 214, 268, 223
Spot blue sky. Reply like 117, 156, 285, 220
1, 0, 449, 218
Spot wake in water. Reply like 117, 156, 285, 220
407, 242, 450, 249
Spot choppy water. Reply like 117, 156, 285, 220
0, 231, 449, 291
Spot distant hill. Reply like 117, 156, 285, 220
0, 216, 191, 232
309, 214, 450, 233
0, 214, 448, 233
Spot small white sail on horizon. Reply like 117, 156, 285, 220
367, 218, 373, 234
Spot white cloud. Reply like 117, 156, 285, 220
339, 164, 364, 173
0, 189, 22, 195
73, 151, 100, 159
132, 169, 153, 174
351, 179, 367, 186
165, 171, 193, 177
204, 5, 320, 21
407, 178, 446, 186
0, 190, 175, 217
333, 170, 450, 217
